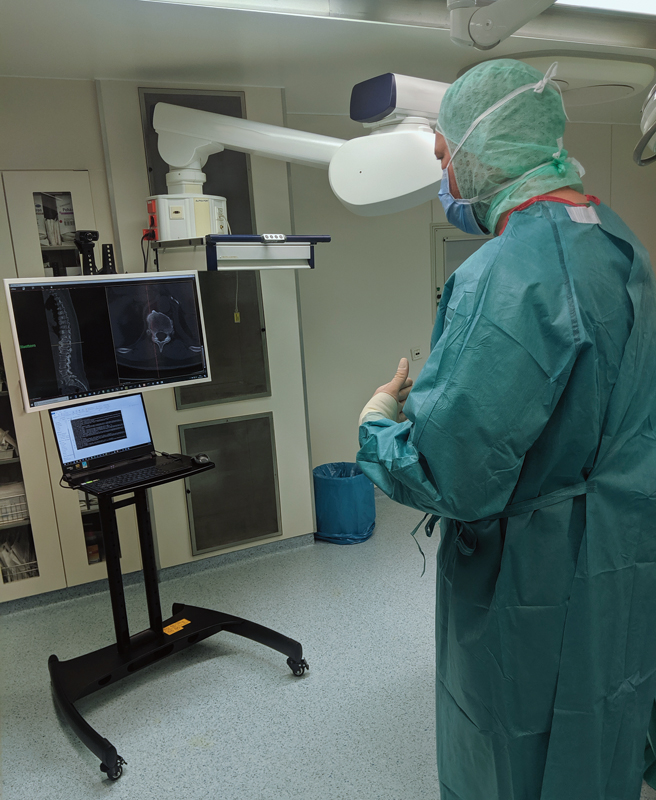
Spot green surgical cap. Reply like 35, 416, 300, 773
438, 59, 584, 234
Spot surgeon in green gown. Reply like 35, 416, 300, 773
357, 59, 656, 800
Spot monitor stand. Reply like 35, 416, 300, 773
48, 464, 308, 780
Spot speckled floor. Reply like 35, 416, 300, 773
0, 493, 438, 799
1, 492, 656, 800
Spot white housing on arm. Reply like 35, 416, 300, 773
153, 73, 450, 217
330, 72, 449, 215
448, 0, 556, 50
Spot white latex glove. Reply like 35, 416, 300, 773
359, 358, 414, 425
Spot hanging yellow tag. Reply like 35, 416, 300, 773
234, 312, 241, 323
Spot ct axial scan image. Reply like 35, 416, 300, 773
107, 282, 205, 379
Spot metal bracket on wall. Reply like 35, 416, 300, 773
151, 234, 330, 271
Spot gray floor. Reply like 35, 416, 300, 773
1, 492, 655, 800
0, 493, 439, 800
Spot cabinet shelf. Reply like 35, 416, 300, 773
0, 456, 20, 465
1, 560, 39, 583
0, 516, 30, 530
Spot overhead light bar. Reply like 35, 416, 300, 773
140, 0, 656, 19
139, 0, 330, 12
557, 0, 656, 14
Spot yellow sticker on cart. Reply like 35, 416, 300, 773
163, 618, 191, 635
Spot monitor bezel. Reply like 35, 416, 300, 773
4, 270, 211, 413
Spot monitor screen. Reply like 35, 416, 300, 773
4, 271, 211, 412
50, 393, 153, 471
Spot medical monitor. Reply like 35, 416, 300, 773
4, 271, 210, 412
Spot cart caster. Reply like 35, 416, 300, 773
100, 756, 126, 780
287, 657, 309, 677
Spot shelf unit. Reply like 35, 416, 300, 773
0, 376, 37, 586
0, 169, 110, 600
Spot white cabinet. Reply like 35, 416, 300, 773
0, 171, 142, 600
0, 316, 66, 600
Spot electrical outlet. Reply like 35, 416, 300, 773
169, 205, 184, 219
411, 347, 422, 361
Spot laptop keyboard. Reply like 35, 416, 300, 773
87, 463, 181, 492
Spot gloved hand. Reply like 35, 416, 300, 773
375, 357, 414, 421
360, 358, 414, 425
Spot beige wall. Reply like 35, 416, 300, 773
0, 77, 116, 250
290, 116, 656, 468
289, 115, 434, 470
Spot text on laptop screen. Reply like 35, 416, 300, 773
4, 271, 210, 413
50, 394, 153, 469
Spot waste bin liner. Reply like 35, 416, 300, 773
313, 462, 376, 544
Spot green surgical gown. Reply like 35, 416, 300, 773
357, 200, 656, 800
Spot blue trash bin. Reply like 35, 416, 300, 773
313, 462, 376, 544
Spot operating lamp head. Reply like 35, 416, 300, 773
327, 73, 450, 216
349, 73, 448, 128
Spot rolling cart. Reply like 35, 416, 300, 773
48, 458, 308, 780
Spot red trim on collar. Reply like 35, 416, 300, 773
499, 194, 601, 235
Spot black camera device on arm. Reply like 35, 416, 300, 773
73, 230, 117, 275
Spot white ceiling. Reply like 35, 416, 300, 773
1, 0, 655, 124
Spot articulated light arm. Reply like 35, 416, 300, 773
153, 102, 345, 171
449, 0, 557, 50
153, 73, 450, 216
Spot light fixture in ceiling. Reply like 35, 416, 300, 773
557, 0, 656, 15
139, 0, 656, 25
521, 56, 655, 107
140, 0, 656, 13
138, 0, 327, 11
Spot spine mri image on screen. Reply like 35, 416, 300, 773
43, 288, 91, 395
108, 283, 205, 378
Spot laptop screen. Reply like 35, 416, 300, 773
50, 393, 153, 473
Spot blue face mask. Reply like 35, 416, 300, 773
438, 168, 488, 236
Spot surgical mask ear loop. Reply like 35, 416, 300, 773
537, 68, 584, 178
550, 134, 586, 180
533, 62, 559, 94
552, 136, 567, 176
534, 61, 570, 122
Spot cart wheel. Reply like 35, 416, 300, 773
287, 657, 309, 677
101, 756, 126, 780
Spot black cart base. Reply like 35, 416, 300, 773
49, 464, 308, 780
49, 602, 308, 780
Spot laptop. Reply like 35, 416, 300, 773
49, 393, 193, 495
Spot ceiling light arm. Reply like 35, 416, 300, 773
153, 103, 345, 171
634, 121, 656, 166
635, 84, 656, 166
152, 83, 449, 216
448, 0, 557, 50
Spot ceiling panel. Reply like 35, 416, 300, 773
1, 0, 654, 124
